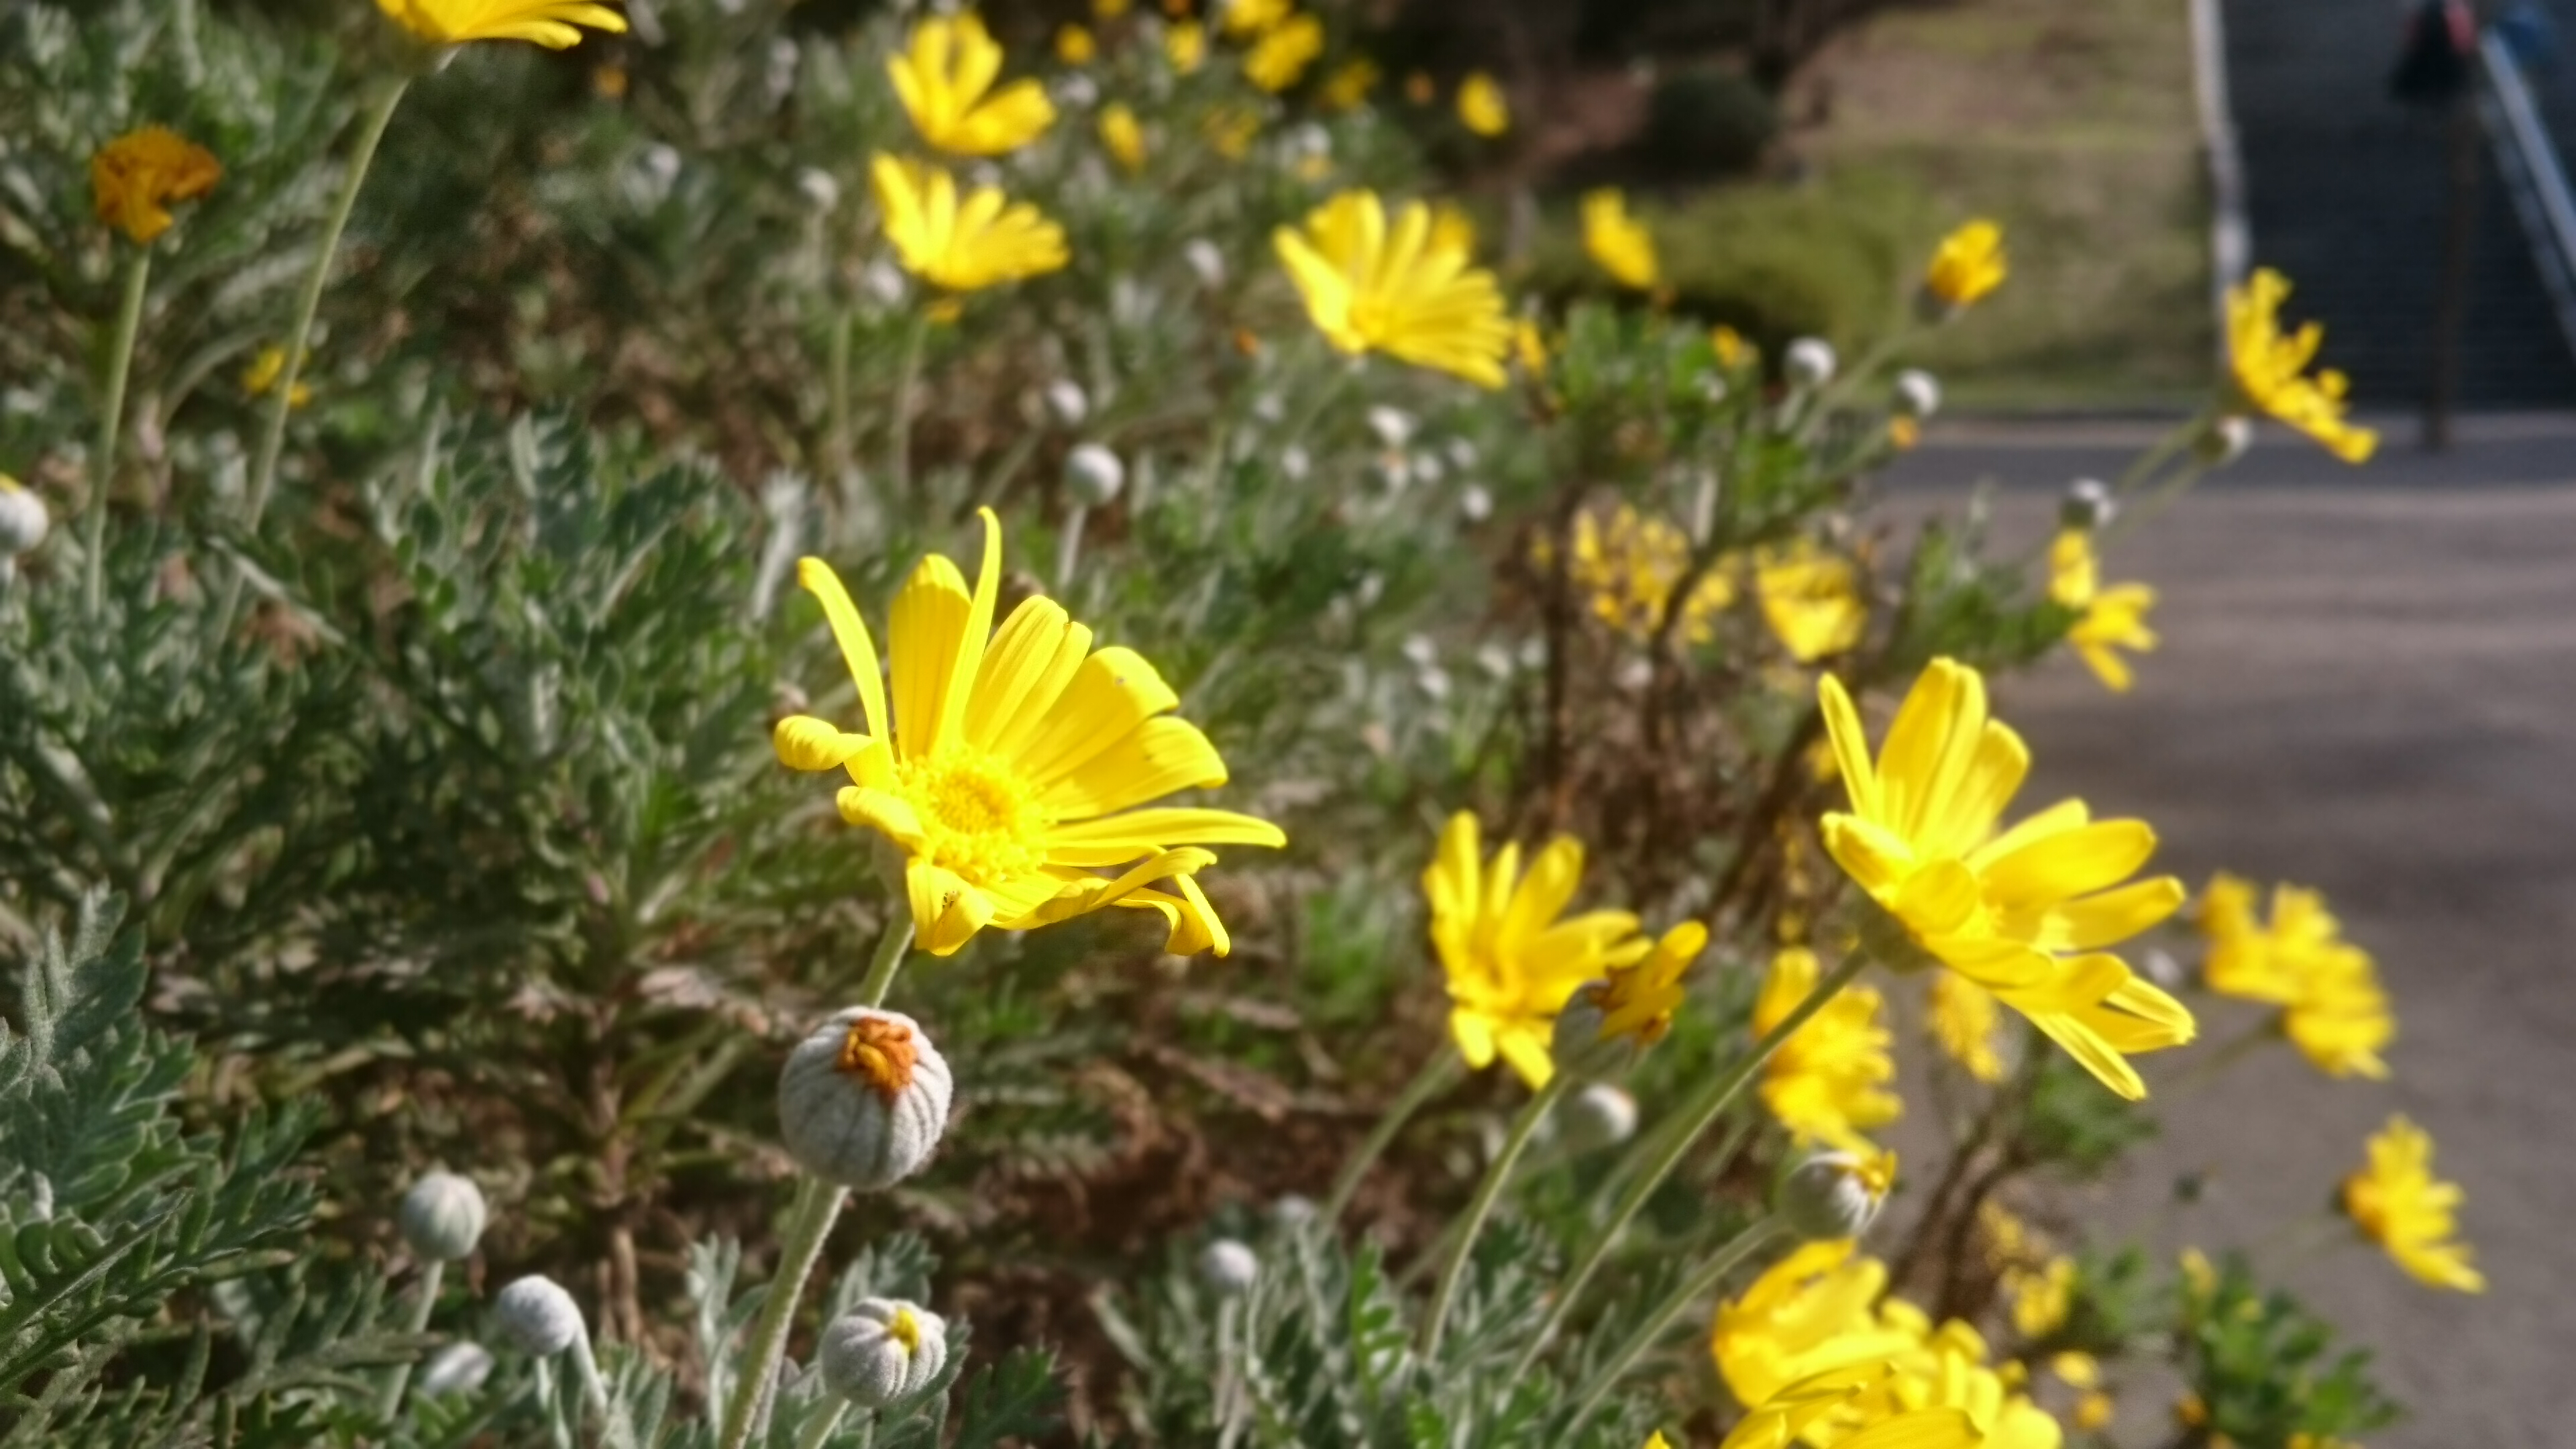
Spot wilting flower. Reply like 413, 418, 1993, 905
1922, 219, 2007, 311
2343, 1116, 2481, 1291
2047, 527, 2157, 692
90, 126, 221, 244
1322, 58, 1379, 110
1581, 189, 1658, 291
1424, 811, 1650, 1088
1554, 505, 1735, 644
889, 12, 1057, 156
1818, 658, 2194, 1099
1756, 947, 1900, 1150
2200, 873, 2394, 1079
776, 508, 1282, 955
1098, 103, 1148, 171
1243, 13, 1323, 91
1755, 541, 1866, 662
242, 346, 313, 409
1927, 973, 2007, 1083
374, 0, 626, 47
2227, 268, 2376, 464
871, 155, 1068, 291
1456, 70, 1510, 136
1274, 189, 1513, 387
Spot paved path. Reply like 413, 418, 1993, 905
1886, 423, 2576, 1446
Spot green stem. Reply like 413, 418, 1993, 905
826, 305, 855, 492
1514, 946, 1872, 1377
1054, 504, 1088, 591
570, 1331, 635, 1449
887, 309, 930, 504
1418, 1073, 1569, 1358
2163, 1014, 2279, 1099
374, 1257, 442, 1422
84, 246, 151, 616
244, 76, 409, 531
1559, 1218, 1792, 1436
1322, 1049, 1460, 1227
856, 919, 916, 1009
792, 1400, 848, 1449
717, 1175, 849, 1449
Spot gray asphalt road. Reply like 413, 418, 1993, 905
1887, 420, 2576, 1447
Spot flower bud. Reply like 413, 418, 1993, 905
494, 1275, 585, 1356
1776, 1150, 1896, 1241
2060, 478, 2115, 531
1548, 984, 1632, 1082
1562, 1083, 1638, 1152
796, 167, 841, 213
1198, 1238, 1258, 1296
1043, 378, 1089, 427
1784, 338, 1837, 389
1892, 368, 1941, 421
419, 1340, 496, 1397
861, 260, 908, 308
1065, 443, 1125, 507
1458, 483, 1493, 524
398, 1171, 489, 1263
818, 1297, 949, 1407
1365, 406, 1415, 449
0, 477, 48, 557
2195, 414, 2252, 466
1183, 238, 1226, 289
778, 1007, 955, 1191
1269, 1194, 1318, 1230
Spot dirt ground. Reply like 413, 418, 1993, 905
1884, 417, 2576, 1446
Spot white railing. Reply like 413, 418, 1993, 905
2478, 28, 2576, 364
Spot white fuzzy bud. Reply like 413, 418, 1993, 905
1400, 634, 1439, 667
1364, 406, 1415, 449
818, 1297, 949, 1407
1065, 443, 1125, 507
1279, 443, 1310, 482
2196, 414, 2253, 466
1784, 338, 1837, 389
1776, 1151, 1893, 1241
1892, 368, 1941, 420
1198, 1238, 1258, 1296
1458, 484, 1493, 524
1445, 437, 1480, 470
1055, 72, 1099, 109
419, 1340, 496, 1397
861, 260, 908, 308
1269, 1195, 1318, 1229
1183, 239, 1226, 289
494, 1275, 585, 1356
398, 1171, 488, 1263
778, 1008, 954, 1191
0, 478, 48, 556
1043, 379, 1089, 427
797, 168, 842, 213
2061, 478, 2115, 530
1562, 1083, 1638, 1151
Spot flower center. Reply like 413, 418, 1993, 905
894, 747, 1046, 885
887, 1305, 922, 1354
837, 1016, 920, 1100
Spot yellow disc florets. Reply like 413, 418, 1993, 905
895, 747, 1046, 884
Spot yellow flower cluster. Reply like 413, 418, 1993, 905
874, 14, 1067, 295
2047, 527, 2158, 694
1549, 511, 1870, 662
2200, 873, 2395, 1079
1714, 1239, 2063, 1449
1819, 658, 2194, 1099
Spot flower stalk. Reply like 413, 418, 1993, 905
1560, 1216, 1792, 1434
1322, 1049, 1460, 1226
1515, 945, 1872, 1375
1418, 1071, 1569, 1357
718, 1174, 850, 1449
83, 246, 151, 614
887, 309, 930, 503
374, 1258, 443, 1421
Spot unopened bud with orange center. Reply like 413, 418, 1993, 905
779, 1007, 953, 1189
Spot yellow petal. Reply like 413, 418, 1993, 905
796, 557, 889, 739
888, 551, 971, 758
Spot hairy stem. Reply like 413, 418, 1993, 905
1419, 1073, 1568, 1358
1322, 1049, 1461, 1227
83, 248, 151, 616
718, 1175, 849, 1449
856, 918, 916, 1009
372, 1257, 441, 1422
1560, 1218, 1791, 1434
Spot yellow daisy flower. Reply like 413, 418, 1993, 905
1923, 219, 2007, 311
1927, 973, 2007, 1083
1243, 12, 1323, 91
888, 12, 1057, 156
374, 0, 627, 47
1755, 541, 1866, 662
1581, 188, 1659, 291
1321, 57, 1380, 111
2228, 268, 2377, 464
1582, 921, 1709, 1047
1756, 947, 1900, 1150
1711, 1239, 1919, 1410
1273, 189, 1513, 388
1424, 811, 1650, 1089
90, 126, 221, 245
1165, 19, 1208, 72
1095, 0, 1132, 17
2003, 1254, 2075, 1337
1220, 0, 1293, 36
1723, 1362, 1982, 1449
1055, 23, 1097, 64
871, 154, 1068, 292
2047, 528, 2158, 693
2200, 873, 2394, 1079
2343, 1115, 2482, 1293
1818, 658, 2194, 1099
1098, 103, 1148, 172
1888, 1320, 2065, 1449
1456, 70, 1510, 136
776, 510, 1283, 957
